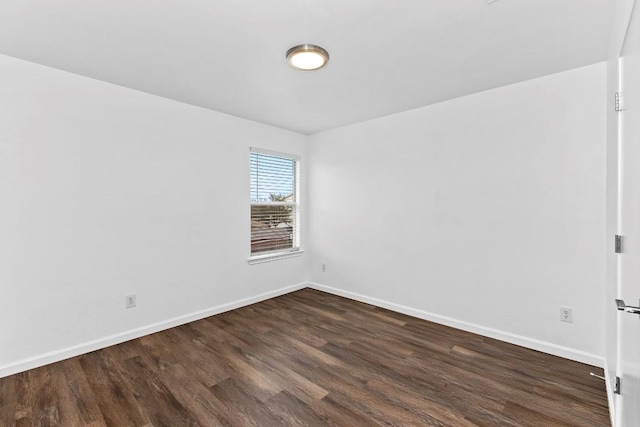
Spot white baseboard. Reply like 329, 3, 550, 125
2, 281, 606, 379
308, 282, 605, 368
0, 282, 307, 379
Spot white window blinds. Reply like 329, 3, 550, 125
250, 149, 300, 257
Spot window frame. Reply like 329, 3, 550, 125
248, 148, 303, 264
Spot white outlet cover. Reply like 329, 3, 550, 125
560, 307, 573, 323
126, 294, 137, 308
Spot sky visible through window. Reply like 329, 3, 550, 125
250, 152, 295, 202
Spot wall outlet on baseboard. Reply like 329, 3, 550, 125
560, 306, 572, 323
126, 294, 137, 309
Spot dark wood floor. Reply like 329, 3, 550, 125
0, 289, 610, 426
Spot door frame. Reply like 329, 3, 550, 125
606, 1, 639, 425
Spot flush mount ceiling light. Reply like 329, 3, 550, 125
286, 44, 329, 71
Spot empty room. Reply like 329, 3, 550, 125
1, 0, 639, 425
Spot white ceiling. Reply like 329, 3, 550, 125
0, 0, 613, 135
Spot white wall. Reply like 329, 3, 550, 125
308, 63, 607, 365
0, 53, 607, 377
0, 54, 308, 376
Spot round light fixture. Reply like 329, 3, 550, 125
286, 44, 329, 71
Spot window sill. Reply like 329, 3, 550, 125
248, 250, 304, 265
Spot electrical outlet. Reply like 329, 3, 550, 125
321, 263, 327, 272
126, 294, 137, 309
560, 307, 572, 323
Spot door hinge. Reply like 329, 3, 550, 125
615, 93, 623, 112
615, 235, 623, 253
615, 376, 621, 394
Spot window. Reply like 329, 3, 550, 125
249, 149, 300, 262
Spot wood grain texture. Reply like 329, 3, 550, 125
0, 288, 610, 426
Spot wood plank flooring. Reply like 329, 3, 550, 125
0, 289, 610, 426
